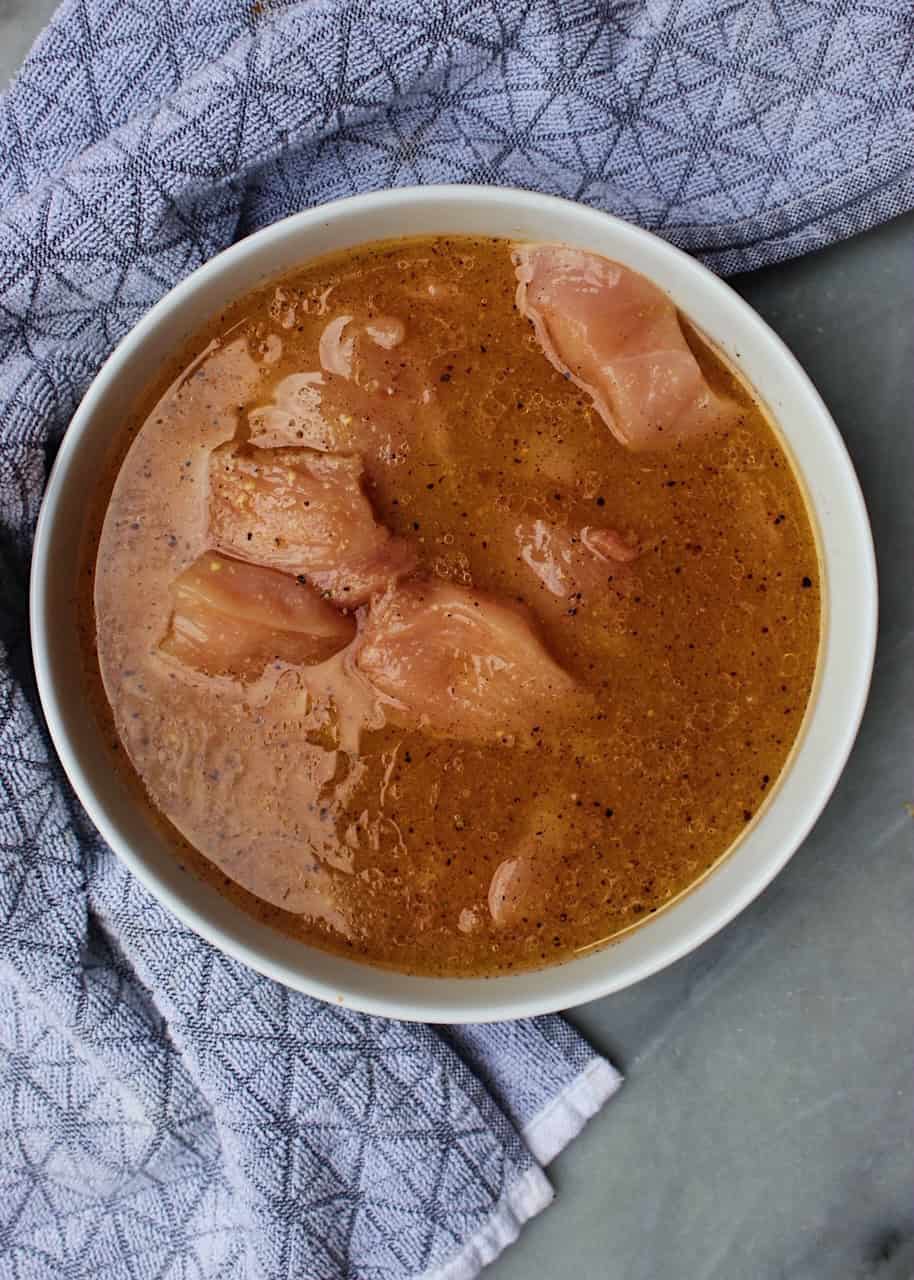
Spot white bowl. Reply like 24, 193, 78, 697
30, 185, 877, 1023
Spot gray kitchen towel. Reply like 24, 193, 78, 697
0, 1, 911, 1277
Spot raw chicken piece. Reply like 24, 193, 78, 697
318, 313, 406, 376
488, 857, 537, 928
317, 313, 450, 477
208, 442, 416, 606
516, 518, 639, 620
243, 310, 410, 454
364, 316, 406, 349
354, 579, 579, 743
160, 551, 355, 678
247, 372, 335, 450
246, 313, 447, 482
487, 803, 571, 926
514, 244, 735, 451
581, 526, 641, 564
319, 315, 357, 377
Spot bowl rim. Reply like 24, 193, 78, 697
30, 183, 878, 1022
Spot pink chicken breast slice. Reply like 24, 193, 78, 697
514, 243, 735, 452
354, 578, 580, 745
515, 518, 640, 622
160, 551, 356, 679
208, 442, 415, 607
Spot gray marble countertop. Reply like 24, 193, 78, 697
3, 8, 912, 1279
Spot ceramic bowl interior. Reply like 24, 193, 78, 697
30, 185, 877, 1022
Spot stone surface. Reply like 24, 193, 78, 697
0, 0, 59, 88
2, 8, 912, 1279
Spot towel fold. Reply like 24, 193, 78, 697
1, 1, 910, 1276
